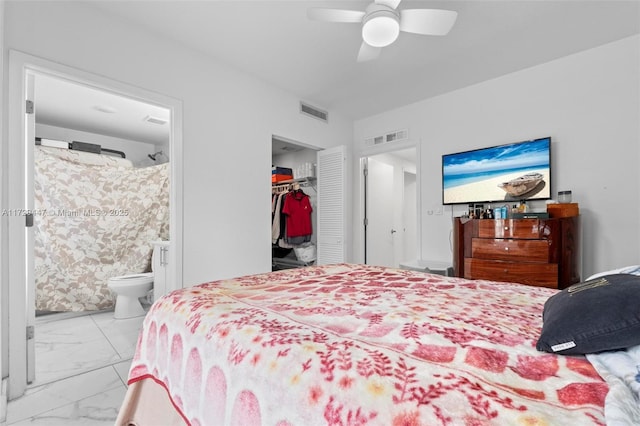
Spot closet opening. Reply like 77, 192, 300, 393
271, 135, 320, 270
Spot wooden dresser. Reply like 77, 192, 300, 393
452, 216, 581, 289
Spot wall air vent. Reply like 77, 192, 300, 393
300, 102, 328, 123
364, 129, 409, 147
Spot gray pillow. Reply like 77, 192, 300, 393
536, 274, 640, 355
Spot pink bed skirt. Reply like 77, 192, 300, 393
116, 377, 187, 426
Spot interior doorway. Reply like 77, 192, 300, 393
363, 148, 418, 268
6, 50, 184, 400
271, 135, 320, 270
29, 72, 171, 387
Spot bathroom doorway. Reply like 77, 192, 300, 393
7, 51, 184, 399
29, 72, 170, 388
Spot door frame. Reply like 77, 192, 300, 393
5, 50, 184, 399
358, 141, 422, 266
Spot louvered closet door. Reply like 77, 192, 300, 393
317, 145, 347, 264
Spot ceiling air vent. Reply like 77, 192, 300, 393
300, 102, 328, 123
144, 115, 168, 125
365, 129, 409, 147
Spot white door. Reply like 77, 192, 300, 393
25, 73, 36, 384
363, 148, 418, 268
317, 145, 347, 264
366, 157, 396, 267
7, 59, 34, 398
7, 70, 37, 392
403, 171, 418, 263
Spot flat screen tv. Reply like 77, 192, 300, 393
442, 137, 551, 205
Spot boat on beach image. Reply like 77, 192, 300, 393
498, 172, 544, 197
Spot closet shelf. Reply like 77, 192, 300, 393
272, 176, 316, 185
272, 176, 316, 191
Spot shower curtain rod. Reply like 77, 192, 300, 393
36, 137, 126, 158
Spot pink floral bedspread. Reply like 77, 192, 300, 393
128, 264, 607, 425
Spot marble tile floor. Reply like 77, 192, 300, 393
2, 310, 145, 425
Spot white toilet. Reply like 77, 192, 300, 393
108, 272, 154, 319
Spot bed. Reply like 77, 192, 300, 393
117, 263, 623, 425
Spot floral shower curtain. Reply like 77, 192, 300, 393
34, 146, 170, 312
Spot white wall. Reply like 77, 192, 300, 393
2, 1, 352, 287
354, 35, 640, 278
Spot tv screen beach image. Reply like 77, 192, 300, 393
442, 138, 551, 205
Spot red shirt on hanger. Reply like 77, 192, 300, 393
282, 190, 313, 237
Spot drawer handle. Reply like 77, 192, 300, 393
504, 226, 509, 231
505, 247, 509, 251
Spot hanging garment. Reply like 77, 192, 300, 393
282, 190, 313, 240
278, 191, 295, 248
271, 192, 284, 244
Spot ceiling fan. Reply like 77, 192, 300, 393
307, 0, 458, 62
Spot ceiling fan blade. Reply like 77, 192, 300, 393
400, 9, 458, 36
307, 8, 365, 23
357, 42, 382, 62
375, 0, 402, 9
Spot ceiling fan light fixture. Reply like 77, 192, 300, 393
362, 11, 400, 47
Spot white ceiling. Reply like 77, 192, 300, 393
35, 74, 171, 145
35, 0, 640, 145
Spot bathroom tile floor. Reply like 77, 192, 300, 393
3, 310, 144, 425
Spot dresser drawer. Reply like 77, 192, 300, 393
471, 238, 549, 262
464, 258, 558, 288
478, 219, 541, 239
